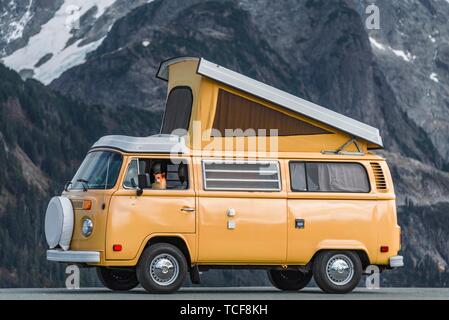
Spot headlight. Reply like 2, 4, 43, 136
82, 218, 93, 237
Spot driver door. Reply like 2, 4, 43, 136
106, 156, 196, 260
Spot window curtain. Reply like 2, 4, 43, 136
318, 163, 369, 192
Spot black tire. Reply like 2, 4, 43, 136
268, 269, 312, 291
136, 243, 187, 294
96, 267, 139, 291
313, 250, 362, 294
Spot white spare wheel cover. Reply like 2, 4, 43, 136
45, 196, 74, 251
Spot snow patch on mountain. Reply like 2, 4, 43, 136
6, 0, 34, 43
1, 0, 117, 84
430, 73, 439, 83
369, 37, 416, 62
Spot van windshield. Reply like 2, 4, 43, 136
69, 151, 123, 190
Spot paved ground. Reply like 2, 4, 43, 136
0, 287, 448, 300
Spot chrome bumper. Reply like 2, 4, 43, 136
389, 255, 404, 268
47, 249, 100, 263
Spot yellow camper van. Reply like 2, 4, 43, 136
44, 57, 403, 294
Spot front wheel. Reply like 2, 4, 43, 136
136, 243, 187, 293
96, 267, 139, 291
313, 250, 362, 294
268, 269, 312, 291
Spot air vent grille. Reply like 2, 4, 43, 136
371, 162, 387, 191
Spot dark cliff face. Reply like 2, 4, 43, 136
241, 0, 445, 167
50, 0, 304, 112
348, 0, 449, 162
388, 203, 449, 287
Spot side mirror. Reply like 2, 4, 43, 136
137, 173, 150, 196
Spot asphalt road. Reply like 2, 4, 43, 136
0, 287, 448, 300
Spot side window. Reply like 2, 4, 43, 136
203, 160, 281, 191
123, 158, 189, 190
161, 87, 193, 134
290, 162, 307, 191
123, 159, 138, 188
290, 162, 370, 193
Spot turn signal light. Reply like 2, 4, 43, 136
113, 244, 122, 252
380, 246, 389, 253
82, 200, 92, 210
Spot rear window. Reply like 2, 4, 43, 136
290, 162, 370, 193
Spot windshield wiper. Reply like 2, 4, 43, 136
64, 181, 72, 192
76, 179, 89, 192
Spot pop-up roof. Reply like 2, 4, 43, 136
157, 57, 383, 150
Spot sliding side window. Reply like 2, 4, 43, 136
290, 162, 370, 193
202, 160, 281, 191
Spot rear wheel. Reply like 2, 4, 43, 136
313, 251, 362, 294
96, 267, 139, 291
268, 269, 312, 291
137, 243, 187, 293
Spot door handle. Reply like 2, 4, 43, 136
181, 207, 195, 213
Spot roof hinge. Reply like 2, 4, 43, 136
322, 138, 365, 156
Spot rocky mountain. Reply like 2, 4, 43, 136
349, 0, 449, 163
0, 0, 151, 84
50, 0, 301, 111
0, 0, 448, 287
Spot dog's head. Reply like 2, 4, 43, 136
153, 172, 166, 184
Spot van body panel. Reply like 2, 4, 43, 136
64, 189, 116, 254
194, 157, 287, 263
197, 196, 287, 263
375, 200, 401, 265
286, 199, 379, 264
96, 233, 197, 267
105, 191, 196, 260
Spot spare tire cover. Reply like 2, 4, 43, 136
45, 196, 74, 251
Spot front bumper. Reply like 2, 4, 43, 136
389, 255, 404, 268
47, 249, 100, 263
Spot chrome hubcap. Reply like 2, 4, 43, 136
326, 254, 354, 286
149, 254, 179, 286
